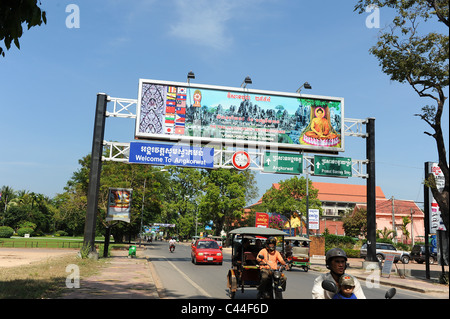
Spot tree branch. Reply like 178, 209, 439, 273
426, 0, 450, 27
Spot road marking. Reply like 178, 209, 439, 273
153, 256, 211, 298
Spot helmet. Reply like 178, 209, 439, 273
325, 248, 347, 266
339, 274, 355, 287
267, 237, 277, 251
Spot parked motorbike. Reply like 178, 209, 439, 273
321, 279, 396, 299
169, 244, 175, 253
257, 254, 287, 299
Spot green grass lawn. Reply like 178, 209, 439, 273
0, 236, 131, 250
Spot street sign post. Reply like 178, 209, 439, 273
308, 209, 320, 230
313, 155, 352, 177
263, 152, 302, 174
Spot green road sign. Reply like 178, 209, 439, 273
314, 155, 352, 177
264, 152, 302, 174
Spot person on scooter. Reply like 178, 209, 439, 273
311, 248, 365, 299
169, 237, 176, 252
256, 236, 287, 298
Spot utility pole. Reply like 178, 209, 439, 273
391, 196, 397, 243
410, 208, 414, 246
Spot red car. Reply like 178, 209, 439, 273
191, 238, 223, 265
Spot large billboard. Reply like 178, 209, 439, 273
135, 79, 344, 152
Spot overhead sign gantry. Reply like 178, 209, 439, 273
84, 76, 377, 264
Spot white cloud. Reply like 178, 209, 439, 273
168, 0, 240, 50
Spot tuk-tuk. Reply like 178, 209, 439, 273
284, 236, 311, 272
226, 227, 287, 299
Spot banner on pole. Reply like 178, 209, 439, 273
107, 188, 132, 223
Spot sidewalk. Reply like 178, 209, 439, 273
59, 249, 163, 299
310, 256, 449, 296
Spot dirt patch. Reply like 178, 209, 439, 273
0, 248, 78, 268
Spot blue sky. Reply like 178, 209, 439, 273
1, 0, 448, 206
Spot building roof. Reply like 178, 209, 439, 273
312, 182, 385, 203
273, 181, 386, 204
249, 182, 386, 208
354, 198, 424, 218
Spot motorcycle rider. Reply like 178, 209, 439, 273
169, 237, 176, 252
256, 236, 287, 298
312, 247, 366, 299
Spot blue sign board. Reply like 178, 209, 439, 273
129, 142, 214, 169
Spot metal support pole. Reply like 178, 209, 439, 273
366, 118, 377, 262
306, 167, 310, 238
139, 178, 146, 248
83, 93, 108, 256
424, 162, 431, 279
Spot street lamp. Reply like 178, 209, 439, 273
296, 82, 312, 93
241, 76, 252, 88
187, 71, 195, 84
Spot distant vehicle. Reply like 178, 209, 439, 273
208, 236, 223, 249
410, 244, 437, 264
360, 243, 410, 264
191, 238, 223, 265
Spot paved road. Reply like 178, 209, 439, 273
144, 241, 440, 299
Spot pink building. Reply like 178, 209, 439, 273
253, 182, 424, 242
353, 199, 425, 244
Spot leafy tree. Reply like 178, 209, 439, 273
354, 0, 449, 231
377, 226, 395, 240
162, 167, 203, 238
53, 189, 86, 236
261, 176, 321, 231
342, 208, 367, 237
0, 0, 47, 57
1, 188, 54, 233
400, 216, 411, 241
198, 168, 258, 236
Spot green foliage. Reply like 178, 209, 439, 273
396, 242, 410, 252
198, 168, 258, 235
55, 230, 68, 237
1, 152, 258, 241
354, 0, 449, 231
79, 244, 92, 259
0, 0, 47, 57
324, 234, 356, 251
260, 176, 321, 224
0, 226, 14, 238
342, 208, 367, 237
377, 227, 395, 240
376, 237, 394, 244
18, 221, 37, 230
17, 227, 34, 237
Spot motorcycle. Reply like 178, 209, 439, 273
321, 279, 396, 299
169, 244, 175, 253
257, 254, 287, 299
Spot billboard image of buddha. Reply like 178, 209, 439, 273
300, 105, 340, 147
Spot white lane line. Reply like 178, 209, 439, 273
153, 256, 211, 298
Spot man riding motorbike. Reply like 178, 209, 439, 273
256, 236, 288, 298
312, 247, 366, 299
169, 237, 176, 252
